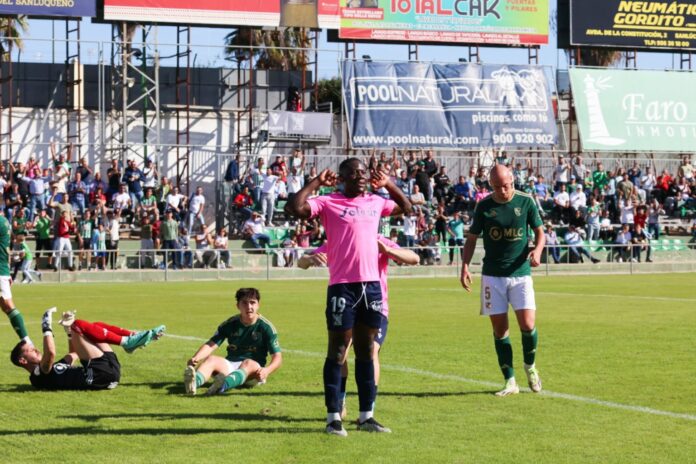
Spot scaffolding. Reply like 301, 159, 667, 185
175, 25, 191, 192
0, 22, 14, 161
64, 18, 82, 157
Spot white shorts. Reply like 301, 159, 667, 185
0, 276, 12, 300
480, 275, 536, 316
224, 359, 264, 386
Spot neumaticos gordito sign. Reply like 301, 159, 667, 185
571, 0, 696, 51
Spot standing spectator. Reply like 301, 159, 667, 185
194, 224, 214, 268
452, 176, 473, 212
678, 155, 694, 182
14, 234, 41, 283
409, 184, 426, 210
12, 208, 29, 237
512, 162, 527, 190
250, 158, 266, 206
49, 187, 74, 225
224, 154, 241, 184
434, 205, 448, 243
27, 170, 47, 223
50, 141, 72, 194
123, 159, 144, 209
187, 186, 207, 235
413, 164, 431, 204
270, 155, 288, 182
599, 210, 614, 242
160, 210, 180, 269
571, 155, 589, 185
290, 148, 306, 177
76, 210, 94, 271
177, 226, 193, 269
422, 149, 438, 178
91, 221, 107, 270
586, 198, 602, 241
68, 172, 88, 217
447, 210, 465, 265
142, 158, 158, 190
647, 199, 664, 239
156, 176, 172, 215
286, 167, 304, 203
260, 168, 279, 226
592, 162, 609, 195
553, 154, 570, 191
33, 209, 52, 269
53, 211, 75, 271
433, 166, 450, 204
6, 183, 23, 224
544, 224, 560, 264
106, 159, 122, 198
139, 214, 155, 268
75, 157, 93, 182
640, 166, 657, 202
619, 199, 635, 226
106, 211, 120, 270
402, 213, 417, 249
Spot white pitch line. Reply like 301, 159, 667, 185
164, 334, 696, 422
428, 288, 696, 303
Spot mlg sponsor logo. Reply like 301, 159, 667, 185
349, 66, 549, 113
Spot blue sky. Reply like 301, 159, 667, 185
14, 0, 680, 80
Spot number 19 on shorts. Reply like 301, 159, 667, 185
330, 296, 346, 326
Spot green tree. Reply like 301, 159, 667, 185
0, 17, 29, 59
313, 77, 342, 114
224, 27, 310, 70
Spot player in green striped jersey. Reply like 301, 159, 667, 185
461, 165, 545, 396
0, 215, 32, 344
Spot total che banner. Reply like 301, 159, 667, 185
339, 0, 548, 45
569, 68, 696, 152
342, 61, 557, 149
104, 0, 340, 28
0, 0, 95, 17
571, 0, 696, 51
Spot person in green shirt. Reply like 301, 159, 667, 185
446, 210, 466, 265
33, 209, 53, 270
461, 165, 545, 397
592, 162, 609, 193
184, 287, 282, 395
13, 234, 41, 283
0, 215, 32, 344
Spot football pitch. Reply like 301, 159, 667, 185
1, 274, 695, 463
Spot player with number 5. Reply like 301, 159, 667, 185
461, 165, 546, 397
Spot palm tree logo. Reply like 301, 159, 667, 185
581, 73, 625, 147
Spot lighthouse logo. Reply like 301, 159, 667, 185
581, 73, 625, 147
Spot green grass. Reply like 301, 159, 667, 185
1, 274, 696, 463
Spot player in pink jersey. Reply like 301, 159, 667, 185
299, 236, 419, 420
286, 157, 411, 436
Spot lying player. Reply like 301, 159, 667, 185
184, 287, 282, 395
11, 308, 165, 390
298, 237, 418, 420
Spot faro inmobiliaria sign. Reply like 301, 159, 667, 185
569, 68, 696, 152
342, 61, 558, 149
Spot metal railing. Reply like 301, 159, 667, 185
17, 242, 696, 284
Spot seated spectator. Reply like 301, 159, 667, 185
553, 184, 571, 224
474, 184, 490, 203
194, 224, 215, 268
544, 224, 561, 264
111, 184, 133, 225
619, 199, 635, 225
280, 230, 297, 268
599, 210, 614, 242
156, 176, 172, 215
49, 186, 74, 225
139, 187, 159, 221
213, 228, 230, 269
569, 209, 587, 240
417, 221, 439, 265
6, 183, 23, 224
286, 167, 304, 202
243, 212, 270, 249
178, 226, 193, 269
68, 172, 88, 217
613, 223, 632, 262
409, 184, 426, 209
564, 224, 600, 263
631, 224, 652, 263
233, 186, 254, 220
569, 184, 587, 214
166, 185, 186, 220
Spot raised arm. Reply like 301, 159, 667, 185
39, 308, 58, 374
371, 169, 412, 216
285, 169, 337, 219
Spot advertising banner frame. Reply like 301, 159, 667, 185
0, 0, 96, 18
341, 60, 560, 151
569, 66, 696, 153
569, 0, 696, 52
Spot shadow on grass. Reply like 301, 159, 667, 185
0, 426, 317, 436
228, 390, 496, 398
61, 413, 319, 423
0, 384, 36, 393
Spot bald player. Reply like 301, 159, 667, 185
461, 165, 545, 396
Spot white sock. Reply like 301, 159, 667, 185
327, 412, 341, 424
359, 410, 373, 423
524, 363, 535, 371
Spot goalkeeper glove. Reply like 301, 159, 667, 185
41, 307, 57, 337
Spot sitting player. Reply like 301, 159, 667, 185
11, 308, 165, 390
184, 287, 282, 395
298, 237, 418, 419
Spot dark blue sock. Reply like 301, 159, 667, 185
340, 375, 347, 402
323, 358, 342, 413
355, 358, 376, 412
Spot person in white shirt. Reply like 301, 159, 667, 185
571, 155, 589, 184
554, 154, 570, 191
261, 168, 279, 226
166, 186, 186, 220
613, 223, 632, 262
569, 185, 587, 213
286, 167, 304, 200
553, 184, 571, 223
187, 186, 206, 235
111, 184, 132, 224
563, 225, 600, 263
242, 212, 270, 249
402, 214, 417, 248
142, 158, 158, 189
619, 200, 635, 225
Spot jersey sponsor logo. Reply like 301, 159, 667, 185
338, 207, 379, 219
483, 210, 497, 218
369, 300, 383, 313
490, 227, 524, 241
53, 363, 69, 375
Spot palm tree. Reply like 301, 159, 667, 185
0, 17, 29, 59
575, 48, 624, 67
224, 27, 310, 70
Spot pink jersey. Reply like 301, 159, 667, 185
308, 192, 395, 285
314, 235, 398, 318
